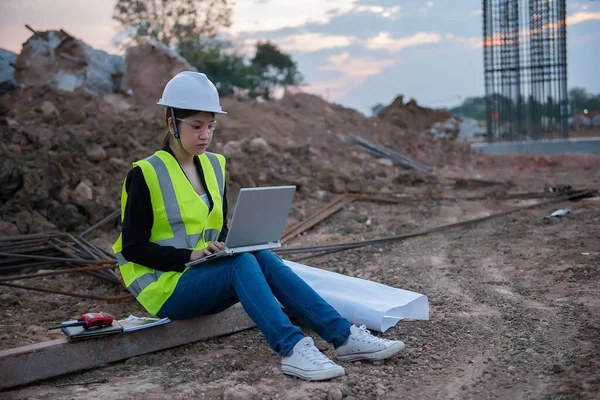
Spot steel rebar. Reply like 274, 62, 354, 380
0, 282, 132, 301
279, 189, 596, 260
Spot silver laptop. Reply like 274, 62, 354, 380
185, 185, 296, 267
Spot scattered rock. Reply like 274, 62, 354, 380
49, 204, 86, 231
109, 157, 130, 170
40, 100, 59, 119
0, 221, 19, 236
223, 385, 258, 400
376, 158, 394, 167
248, 137, 271, 155
6, 117, 20, 130
552, 363, 565, 373
71, 181, 93, 205
327, 388, 343, 400
0, 158, 23, 201
61, 109, 87, 125
222, 140, 244, 158
87, 145, 107, 162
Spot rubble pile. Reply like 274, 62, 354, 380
0, 31, 478, 236
0, 49, 20, 96
121, 39, 196, 107
423, 116, 487, 142
377, 95, 453, 131
0, 84, 479, 235
13, 29, 123, 97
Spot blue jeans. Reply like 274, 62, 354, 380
157, 250, 351, 356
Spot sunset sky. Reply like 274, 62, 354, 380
1, 0, 599, 115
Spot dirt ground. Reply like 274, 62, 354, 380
2, 155, 599, 400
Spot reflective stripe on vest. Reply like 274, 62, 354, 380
143, 152, 224, 249
128, 270, 167, 297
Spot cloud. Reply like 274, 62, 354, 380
328, 51, 350, 64
445, 33, 481, 49
419, 1, 434, 16
470, 9, 483, 17
567, 11, 600, 25
355, 5, 401, 19
230, 0, 357, 33
482, 10, 600, 48
320, 56, 397, 78
366, 31, 442, 53
303, 53, 397, 100
0, 23, 119, 54
274, 33, 355, 52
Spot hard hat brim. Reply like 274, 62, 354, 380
157, 99, 227, 114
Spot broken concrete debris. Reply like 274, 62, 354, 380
12, 28, 123, 97
424, 116, 487, 142
0, 49, 21, 96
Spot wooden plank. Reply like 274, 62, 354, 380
0, 304, 255, 390
281, 195, 353, 244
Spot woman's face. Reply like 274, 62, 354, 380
170, 111, 216, 155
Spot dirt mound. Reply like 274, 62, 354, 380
377, 94, 453, 131
0, 84, 481, 236
121, 39, 196, 107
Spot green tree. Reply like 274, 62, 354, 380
450, 96, 487, 120
569, 87, 600, 113
249, 41, 303, 99
113, 0, 232, 46
178, 39, 250, 96
371, 103, 385, 117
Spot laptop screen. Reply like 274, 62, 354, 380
224, 186, 296, 248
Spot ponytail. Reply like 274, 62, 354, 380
161, 131, 170, 148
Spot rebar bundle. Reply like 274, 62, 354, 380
0, 232, 117, 279
483, 0, 568, 142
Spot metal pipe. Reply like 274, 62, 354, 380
0, 261, 62, 274
68, 234, 101, 261
79, 210, 121, 238
74, 235, 115, 261
278, 190, 596, 258
0, 245, 56, 255
0, 252, 111, 264
49, 239, 88, 260
0, 232, 65, 243
0, 264, 118, 282
0, 282, 133, 302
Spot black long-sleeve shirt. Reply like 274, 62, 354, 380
120, 146, 228, 272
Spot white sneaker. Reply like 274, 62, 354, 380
281, 337, 345, 381
334, 324, 405, 362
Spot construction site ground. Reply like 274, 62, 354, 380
1, 86, 599, 399
2, 158, 598, 400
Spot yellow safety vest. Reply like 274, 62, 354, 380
112, 150, 226, 316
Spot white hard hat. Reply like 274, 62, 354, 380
157, 71, 227, 114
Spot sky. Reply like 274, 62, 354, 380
1, 0, 599, 116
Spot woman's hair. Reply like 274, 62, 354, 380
161, 108, 216, 147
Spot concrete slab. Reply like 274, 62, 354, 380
0, 304, 255, 391
471, 137, 600, 155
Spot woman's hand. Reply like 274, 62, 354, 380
189, 241, 226, 261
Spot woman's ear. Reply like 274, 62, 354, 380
168, 117, 175, 135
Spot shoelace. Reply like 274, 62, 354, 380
354, 324, 393, 345
298, 339, 332, 366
